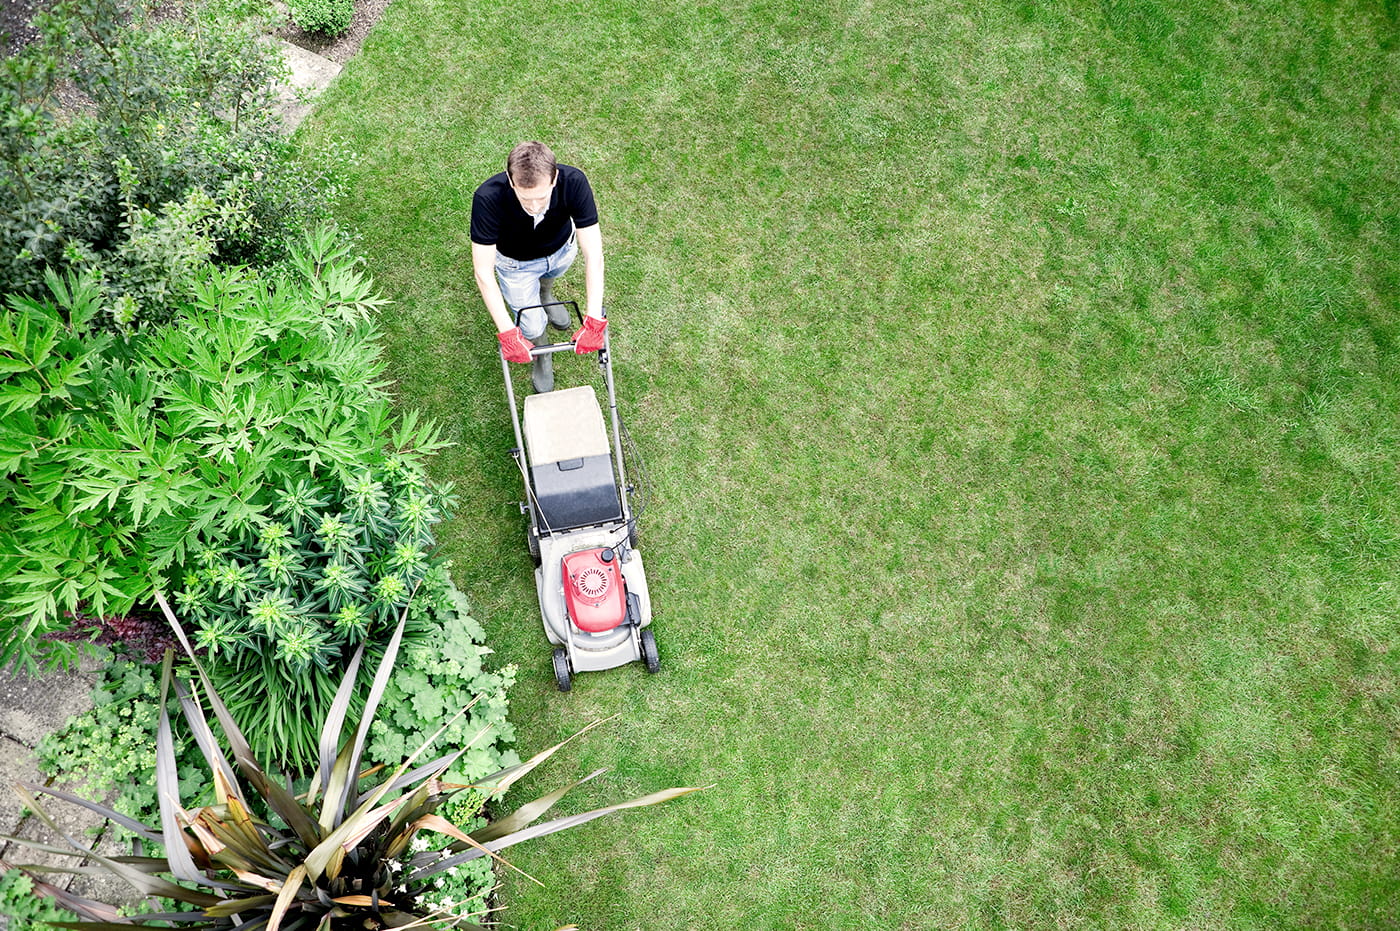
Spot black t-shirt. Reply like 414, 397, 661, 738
469, 164, 599, 260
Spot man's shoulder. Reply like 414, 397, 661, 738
556, 165, 598, 227
474, 171, 511, 202
470, 172, 512, 244
556, 164, 595, 191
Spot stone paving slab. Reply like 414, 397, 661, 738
66, 822, 140, 907
1, 660, 142, 914
0, 666, 100, 750
0, 736, 41, 849
2, 793, 100, 879
274, 39, 344, 133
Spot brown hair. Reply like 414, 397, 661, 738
506, 141, 557, 187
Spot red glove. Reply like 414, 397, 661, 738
573, 315, 608, 354
497, 327, 533, 363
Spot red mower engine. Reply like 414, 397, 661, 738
562, 547, 628, 633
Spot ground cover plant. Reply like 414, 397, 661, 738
301, 0, 1399, 926
0, 869, 67, 930
288, 0, 354, 37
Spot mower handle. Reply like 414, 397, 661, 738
510, 299, 587, 358
529, 340, 583, 357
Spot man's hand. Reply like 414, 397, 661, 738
497, 327, 534, 363
573, 315, 608, 354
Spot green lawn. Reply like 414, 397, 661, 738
299, 0, 1399, 927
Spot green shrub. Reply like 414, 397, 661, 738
0, 230, 437, 667
0, 0, 345, 325
289, 0, 354, 37
176, 480, 456, 770
0, 270, 136, 665
3, 230, 473, 773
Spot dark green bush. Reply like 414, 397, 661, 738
289, 0, 354, 37
3, 236, 415, 612
0, 271, 133, 658
177, 481, 457, 769
1, 228, 479, 771
0, 0, 345, 325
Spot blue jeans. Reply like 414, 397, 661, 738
496, 234, 578, 339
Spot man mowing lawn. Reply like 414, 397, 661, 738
471, 141, 608, 393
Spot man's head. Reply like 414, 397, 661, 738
506, 141, 558, 215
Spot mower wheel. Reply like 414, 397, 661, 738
640, 628, 660, 674
526, 528, 541, 567
551, 648, 572, 692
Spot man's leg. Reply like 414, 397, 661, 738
518, 308, 552, 393
540, 276, 571, 330
496, 256, 553, 392
540, 235, 580, 330
528, 332, 554, 393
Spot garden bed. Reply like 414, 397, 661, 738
276, 0, 390, 64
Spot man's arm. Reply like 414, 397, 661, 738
577, 223, 605, 319
471, 241, 515, 332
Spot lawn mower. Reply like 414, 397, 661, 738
500, 300, 659, 691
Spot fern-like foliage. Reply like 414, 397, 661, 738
1, 227, 462, 772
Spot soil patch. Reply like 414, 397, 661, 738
0, 0, 53, 56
